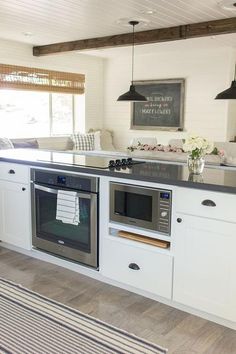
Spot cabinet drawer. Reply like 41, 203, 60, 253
102, 238, 173, 299
176, 187, 236, 223
0, 163, 29, 184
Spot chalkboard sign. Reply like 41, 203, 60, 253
131, 79, 185, 130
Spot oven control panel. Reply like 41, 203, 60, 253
31, 169, 98, 193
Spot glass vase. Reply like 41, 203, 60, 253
187, 156, 205, 175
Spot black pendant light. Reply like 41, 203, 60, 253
117, 21, 147, 102
215, 64, 236, 99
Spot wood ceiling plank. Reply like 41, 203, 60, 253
33, 17, 236, 56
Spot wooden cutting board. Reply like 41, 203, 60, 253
118, 230, 170, 249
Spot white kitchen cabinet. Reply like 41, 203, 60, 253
0, 162, 29, 184
0, 180, 31, 250
175, 187, 236, 223
173, 213, 236, 322
102, 236, 173, 299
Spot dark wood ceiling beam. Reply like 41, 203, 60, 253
33, 17, 236, 56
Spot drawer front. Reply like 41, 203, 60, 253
0, 163, 29, 184
102, 238, 173, 299
176, 187, 236, 223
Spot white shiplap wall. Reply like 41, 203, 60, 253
103, 40, 235, 149
1, 37, 236, 148
0, 38, 104, 133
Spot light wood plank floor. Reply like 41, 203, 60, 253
0, 247, 235, 354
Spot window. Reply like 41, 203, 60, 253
0, 89, 84, 138
0, 64, 85, 138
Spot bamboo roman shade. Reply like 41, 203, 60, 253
0, 64, 85, 94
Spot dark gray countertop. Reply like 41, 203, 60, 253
0, 149, 236, 194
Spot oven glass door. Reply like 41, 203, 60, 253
34, 184, 97, 253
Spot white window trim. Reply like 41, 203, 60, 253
49, 93, 75, 137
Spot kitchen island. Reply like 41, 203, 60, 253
0, 149, 235, 331
0, 148, 235, 193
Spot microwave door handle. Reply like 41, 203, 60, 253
34, 184, 93, 199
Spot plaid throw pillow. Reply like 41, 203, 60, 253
71, 133, 95, 150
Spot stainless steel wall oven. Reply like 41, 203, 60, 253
31, 169, 99, 268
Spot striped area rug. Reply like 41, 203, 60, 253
0, 278, 167, 354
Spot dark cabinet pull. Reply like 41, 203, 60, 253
128, 263, 140, 271
201, 199, 216, 207
8, 169, 15, 174
22, 187, 26, 191
177, 218, 182, 223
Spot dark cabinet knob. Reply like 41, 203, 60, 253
128, 263, 140, 271
177, 218, 182, 223
22, 187, 26, 191
108, 160, 115, 168
8, 169, 15, 174
201, 199, 216, 207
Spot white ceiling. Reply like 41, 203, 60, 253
0, 0, 236, 46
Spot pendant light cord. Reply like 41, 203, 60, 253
117, 20, 146, 101
131, 23, 135, 85
129, 20, 139, 86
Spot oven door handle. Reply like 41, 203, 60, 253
34, 184, 93, 199
34, 184, 58, 194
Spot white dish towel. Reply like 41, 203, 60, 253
56, 190, 80, 225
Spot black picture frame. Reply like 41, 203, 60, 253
131, 79, 185, 131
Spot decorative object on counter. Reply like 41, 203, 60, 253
127, 141, 184, 153
126, 140, 224, 165
188, 173, 204, 183
131, 79, 185, 130
117, 21, 147, 102
212, 146, 225, 163
187, 156, 205, 175
130, 136, 158, 146
0, 278, 167, 354
215, 63, 236, 99
183, 135, 214, 174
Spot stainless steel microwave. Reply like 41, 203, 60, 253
110, 182, 172, 235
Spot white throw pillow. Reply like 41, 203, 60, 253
0, 137, 14, 149
88, 129, 115, 151
100, 130, 115, 151
71, 133, 95, 151
94, 131, 101, 150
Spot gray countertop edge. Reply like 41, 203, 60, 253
1, 156, 236, 195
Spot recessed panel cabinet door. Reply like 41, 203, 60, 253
173, 214, 236, 322
102, 237, 173, 299
0, 180, 31, 250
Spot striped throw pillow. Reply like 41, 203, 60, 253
71, 133, 95, 150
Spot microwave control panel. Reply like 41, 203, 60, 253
158, 191, 171, 234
